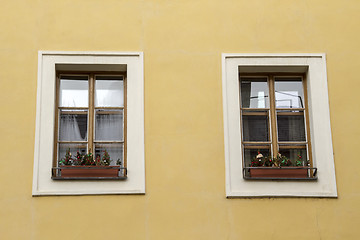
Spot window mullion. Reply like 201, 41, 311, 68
303, 75, 313, 170
268, 75, 278, 157
88, 74, 95, 155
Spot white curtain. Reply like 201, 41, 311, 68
96, 114, 122, 141
60, 115, 83, 141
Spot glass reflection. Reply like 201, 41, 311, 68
275, 78, 304, 108
59, 76, 88, 107
95, 76, 124, 107
241, 78, 269, 108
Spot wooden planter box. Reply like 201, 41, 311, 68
249, 168, 308, 178
60, 166, 119, 178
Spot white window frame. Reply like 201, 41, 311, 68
32, 51, 145, 196
222, 53, 337, 197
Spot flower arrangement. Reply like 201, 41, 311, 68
250, 152, 309, 167
100, 149, 112, 166
58, 149, 73, 166
59, 149, 114, 166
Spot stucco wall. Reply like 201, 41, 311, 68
0, 0, 359, 239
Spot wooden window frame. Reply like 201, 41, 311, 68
239, 72, 314, 178
53, 71, 127, 179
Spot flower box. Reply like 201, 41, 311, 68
60, 166, 119, 178
249, 167, 308, 178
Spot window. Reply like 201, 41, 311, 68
222, 53, 337, 197
33, 51, 145, 195
240, 74, 316, 180
52, 73, 127, 179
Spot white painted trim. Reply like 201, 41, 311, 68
223, 53, 325, 58
39, 50, 143, 56
222, 53, 337, 197
32, 51, 145, 196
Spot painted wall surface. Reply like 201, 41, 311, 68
0, 0, 359, 239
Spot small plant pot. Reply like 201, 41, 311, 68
249, 168, 308, 178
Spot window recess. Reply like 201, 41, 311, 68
52, 72, 127, 180
240, 74, 317, 180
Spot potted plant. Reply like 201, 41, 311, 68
58, 149, 120, 178
248, 152, 309, 178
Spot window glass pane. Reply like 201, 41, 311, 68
58, 143, 87, 166
59, 110, 88, 141
277, 110, 306, 142
243, 148, 271, 177
244, 148, 271, 167
95, 143, 124, 167
95, 109, 123, 141
275, 77, 304, 108
242, 111, 269, 141
240, 77, 269, 108
59, 76, 88, 107
278, 148, 308, 166
95, 76, 124, 107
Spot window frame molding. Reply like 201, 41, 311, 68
33, 51, 145, 196
222, 53, 337, 197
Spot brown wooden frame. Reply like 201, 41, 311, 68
239, 73, 313, 169
53, 71, 127, 175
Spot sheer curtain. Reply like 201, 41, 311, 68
96, 114, 122, 140
60, 115, 83, 141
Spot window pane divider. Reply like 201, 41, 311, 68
94, 141, 124, 144
96, 110, 123, 115
58, 144, 88, 149
88, 74, 95, 154
58, 111, 88, 115
276, 108, 305, 111
58, 141, 88, 144
243, 145, 271, 149
242, 141, 271, 144
95, 107, 124, 110
278, 141, 307, 144
241, 111, 269, 116
276, 111, 304, 116
268, 75, 278, 157
303, 75, 314, 174
58, 107, 89, 110
278, 145, 307, 149
241, 108, 270, 111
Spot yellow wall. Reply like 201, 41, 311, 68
1, 0, 360, 239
